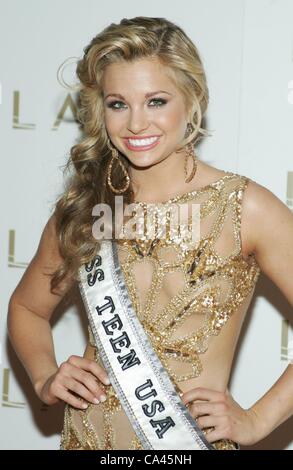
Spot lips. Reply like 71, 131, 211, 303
124, 136, 161, 152
123, 135, 161, 139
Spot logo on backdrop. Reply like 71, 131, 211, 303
12, 90, 78, 130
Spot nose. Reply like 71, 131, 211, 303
127, 108, 150, 135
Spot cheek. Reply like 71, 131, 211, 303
104, 110, 124, 133
158, 104, 186, 134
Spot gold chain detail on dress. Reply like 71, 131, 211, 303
60, 173, 261, 451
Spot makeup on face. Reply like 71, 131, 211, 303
102, 58, 188, 164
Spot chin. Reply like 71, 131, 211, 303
130, 155, 164, 168
123, 151, 161, 167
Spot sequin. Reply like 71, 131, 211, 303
60, 173, 261, 451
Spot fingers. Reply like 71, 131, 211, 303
67, 355, 110, 385
181, 388, 238, 445
60, 358, 109, 403
47, 376, 89, 410
69, 368, 107, 404
202, 428, 225, 444
182, 387, 226, 406
189, 400, 229, 417
56, 387, 90, 410
62, 376, 105, 406
196, 415, 220, 430
50, 355, 112, 408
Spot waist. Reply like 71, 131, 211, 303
84, 326, 231, 393
83, 331, 239, 451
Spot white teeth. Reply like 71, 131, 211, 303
128, 137, 159, 146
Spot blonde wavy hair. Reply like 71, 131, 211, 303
50, 16, 210, 294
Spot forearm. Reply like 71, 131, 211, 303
7, 300, 59, 395
249, 363, 293, 440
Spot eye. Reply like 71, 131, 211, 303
106, 97, 167, 111
149, 98, 167, 107
106, 101, 126, 110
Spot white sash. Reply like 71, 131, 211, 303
78, 239, 214, 450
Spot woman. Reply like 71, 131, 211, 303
7, 16, 293, 451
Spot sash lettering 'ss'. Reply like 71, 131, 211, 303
78, 240, 214, 450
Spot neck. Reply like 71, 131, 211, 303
129, 149, 198, 203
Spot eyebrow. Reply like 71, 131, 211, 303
104, 90, 173, 100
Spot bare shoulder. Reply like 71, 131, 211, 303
194, 161, 229, 186
240, 176, 293, 259
239, 176, 293, 306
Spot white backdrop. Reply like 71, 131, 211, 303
1, 0, 292, 450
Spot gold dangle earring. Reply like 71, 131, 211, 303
106, 139, 130, 194
184, 123, 198, 183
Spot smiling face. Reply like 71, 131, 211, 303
102, 57, 190, 172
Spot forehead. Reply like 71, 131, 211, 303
101, 57, 176, 94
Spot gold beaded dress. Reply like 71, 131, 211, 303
60, 171, 261, 451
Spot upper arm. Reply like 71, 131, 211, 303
8, 213, 76, 320
241, 178, 293, 307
